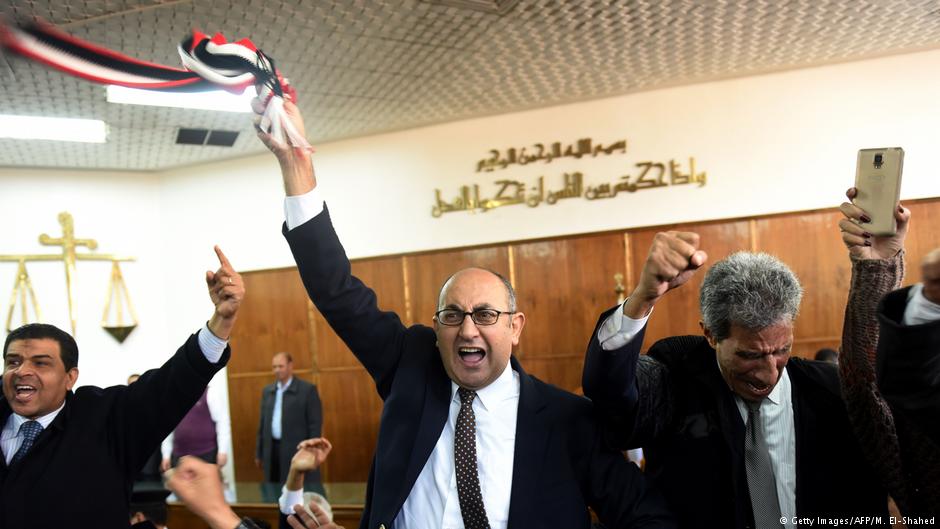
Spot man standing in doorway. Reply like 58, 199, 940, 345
256, 352, 323, 488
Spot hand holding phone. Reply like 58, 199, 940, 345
853, 147, 904, 235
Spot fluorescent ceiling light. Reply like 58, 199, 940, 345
0, 115, 107, 143
107, 85, 256, 113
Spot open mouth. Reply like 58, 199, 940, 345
744, 380, 772, 396
14, 384, 37, 402
457, 347, 486, 366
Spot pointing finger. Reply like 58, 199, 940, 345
214, 245, 232, 269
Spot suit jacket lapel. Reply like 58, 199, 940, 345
0, 399, 11, 473
389, 360, 452, 516
789, 366, 807, 515
696, 345, 747, 506
507, 357, 549, 529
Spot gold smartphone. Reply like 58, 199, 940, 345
854, 147, 904, 235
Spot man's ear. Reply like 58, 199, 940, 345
700, 321, 718, 349
510, 312, 526, 345
65, 367, 79, 390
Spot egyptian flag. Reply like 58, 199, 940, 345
0, 20, 311, 150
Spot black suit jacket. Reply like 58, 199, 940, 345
257, 377, 323, 486
874, 286, 940, 514
876, 286, 940, 445
284, 206, 674, 529
0, 331, 229, 529
582, 308, 887, 529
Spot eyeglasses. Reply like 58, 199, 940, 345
434, 308, 514, 326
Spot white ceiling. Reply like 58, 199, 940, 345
2, 0, 940, 171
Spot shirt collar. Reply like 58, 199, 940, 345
763, 367, 789, 406
905, 283, 940, 325
277, 377, 293, 391
450, 361, 518, 413
13, 399, 66, 432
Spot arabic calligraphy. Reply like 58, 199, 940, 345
476, 138, 627, 172
432, 158, 707, 217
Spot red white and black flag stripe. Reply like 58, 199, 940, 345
0, 20, 311, 150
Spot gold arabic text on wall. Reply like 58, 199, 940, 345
433, 157, 706, 217
476, 138, 627, 172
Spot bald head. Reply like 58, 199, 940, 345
922, 248, 940, 304
438, 268, 516, 313
433, 267, 525, 390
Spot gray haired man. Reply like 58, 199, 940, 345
582, 232, 888, 529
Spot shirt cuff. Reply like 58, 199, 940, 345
597, 298, 651, 351
279, 485, 306, 515
284, 187, 325, 231
198, 323, 228, 364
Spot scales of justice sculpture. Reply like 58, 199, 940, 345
1, 212, 138, 343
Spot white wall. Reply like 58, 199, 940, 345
4, 47, 940, 478
0, 166, 234, 477
159, 48, 940, 271
0, 168, 172, 389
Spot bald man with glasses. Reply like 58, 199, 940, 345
254, 98, 673, 529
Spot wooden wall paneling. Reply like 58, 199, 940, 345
520, 356, 586, 394
313, 256, 409, 370
406, 246, 511, 328
791, 338, 841, 361
228, 268, 314, 482
222, 198, 940, 492
317, 368, 384, 482
229, 268, 314, 373
903, 200, 940, 285
753, 210, 849, 357
629, 220, 752, 350
308, 255, 406, 482
227, 374, 273, 482
511, 232, 625, 392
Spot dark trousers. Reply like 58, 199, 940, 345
269, 439, 281, 482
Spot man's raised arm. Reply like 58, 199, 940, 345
582, 231, 706, 447
124, 246, 244, 473
252, 95, 406, 398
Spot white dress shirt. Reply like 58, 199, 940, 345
272, 377, 293, 441
279, 487, 334, 519
2, 324, 227, 464
903, 283, 940, 325
394, 363, 519, 529
1, 400, 64, 465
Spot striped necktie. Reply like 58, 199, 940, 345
744, 400, 783, 528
